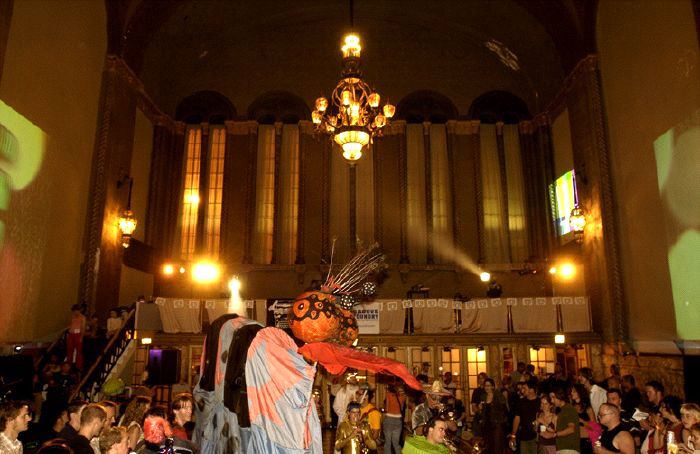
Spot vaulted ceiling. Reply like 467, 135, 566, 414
107, 0, 597, 118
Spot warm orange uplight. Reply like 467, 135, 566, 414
558, 263, 576, 279
162, 264, 175, 275
192, 262, 220, 283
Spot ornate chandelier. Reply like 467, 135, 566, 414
312, 34, 395, 163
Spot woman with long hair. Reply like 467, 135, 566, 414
571, 383, 596, 454
119, 395, 151, 450
480, 378, 508, 454
536, 394, 557, 454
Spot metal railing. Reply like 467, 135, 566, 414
70, 309, 135, 401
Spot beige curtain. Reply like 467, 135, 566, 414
430, 124, 453, 264
406, 124, 427, 263
156, 298, 202, 333
510, 298, 558, 332
378, 300, 405, 334
329, 144, 351, 258
561, 296, 592, 332
503, 125, 529, 262
252, 125, 275, 264
480, 124, 509, 263
278, 125, 299, 264
355, 143, 375, 245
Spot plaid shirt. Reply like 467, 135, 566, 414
0, 432, 22, 454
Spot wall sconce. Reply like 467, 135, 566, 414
569, 204, 586, 244
117, 176, 137, 248
554, 333, 566, 344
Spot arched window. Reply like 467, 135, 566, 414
175, 91, 236, 261
469, 91, 531, 262
247, 91, 309, 264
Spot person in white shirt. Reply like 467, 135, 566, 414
0, 401, 31, 454
578, 367, 607, 421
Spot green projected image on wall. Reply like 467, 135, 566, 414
0, 99, 46, 250
653, 112, 700, 340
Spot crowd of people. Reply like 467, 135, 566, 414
1, 389, 196, 454
328, 363, 699, 454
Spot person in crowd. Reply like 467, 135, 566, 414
526, 364, 536, 377
659, 396, 684, 443
403, 416, 456, 454
42, 355, 62, 385
68, 403, 106, 454
66, 305, 87, 371
594, 403, 635, 454
57, 400, 88, 444
536, 394, 558, 454
383, 383, 406, 454
681, 404, 700, 449
413, 382, 451, 436
47, 363, 78, 406
511, 362, 527, 385
619, 376, 641, 414
440, 372, 457, 395
541, 387, 580, 454
470, 372, 489, 436
1, 401, 32, 454
170, 393, 193, 441
572, 383, 597, 454
644, 381, 665, 413
333, 374, 360, 425
479, 377, 508, 454
606, 366, 621, 387
680, 423, 700, 454
334, 402, 377, 454
606, 388, 642, 447
99, 426, 129, 454
511, 378, 541, 454
106, 310, 122, 338
641, 409, 667, 454
356, 387, 381, 449
119, 396, 151, 450
38, 406, 70, 445
90, 401, 117, 453
578, 368, 607, 420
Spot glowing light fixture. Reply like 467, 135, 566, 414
558, 263, 576, 279
162, 263, 175, 275
554, 333, 566, 344
117, 176, 137, 248
228, 277, 241, 293
312, 33, 394, 163
141, 337, 152, 345
569, 204, 586, 243
479, 272, 491, 282
192, 261, 220, 283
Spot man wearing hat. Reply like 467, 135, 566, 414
412, 381, 452, 436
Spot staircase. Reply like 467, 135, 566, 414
71, 309, 136, 401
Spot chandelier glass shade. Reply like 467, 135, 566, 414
312, 34, 394, 162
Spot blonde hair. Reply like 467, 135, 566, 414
99, 426, 126, 453
681, 403, 700, 421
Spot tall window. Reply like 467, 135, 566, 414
406, 124, 427, 262
466, 347, 487, 402
180, 127, 202, 260
529, 346, 556, 377
278, 125, 299, 264
440, 347, 463, 400
252, 125, 276, 264
430, 124, 452, 263
180, 126, 227, 261
480, 124, 509, 262
205, 127, 226, 259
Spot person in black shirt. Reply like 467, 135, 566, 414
594, 404, 634, 454
57, 400, 87, 444
510, 379, 540, 454
68, 404, 106, 454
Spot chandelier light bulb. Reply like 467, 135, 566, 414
341, 90, 352, 106
374, 114, 386, 128
368, 92, 380, 108
312, 110, 322, 124
342, 34, 361, 58
383, 103, 396, 118
315, 97, 328, 112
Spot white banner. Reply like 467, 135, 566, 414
353, 303, 381, 334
